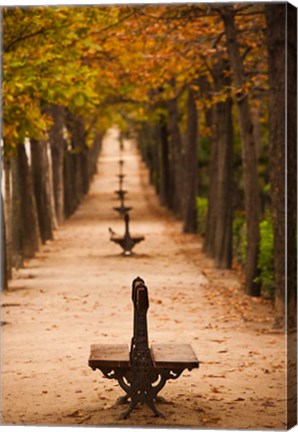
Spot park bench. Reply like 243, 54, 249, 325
114, 173, 127, 200
113, 165, 131, 215
113, 194, 132, 216
109, 213, 144, 255
118, 158, 124, 173
117, 173, 125, 186
88, 277, 199, 419
114, 190, 127, 200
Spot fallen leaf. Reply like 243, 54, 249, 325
210, 386, 221, 393
67, 410, 84, 418
261, 400, 276, 407
206, 374, 226, 378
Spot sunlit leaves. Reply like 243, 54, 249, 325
3, 4, 269, 151
3, 6, 108, 151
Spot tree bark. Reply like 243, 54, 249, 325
11, 155, 23, 269
2, 193, 8, 290
63, 113, 102, 218
287, 1, 298, 417
286, 4, 297, 334
221, 8, 261, 295
265, 4, 285, 327
63, 148, 77, 218
46, 104, 66, 225
46, 140, 58, 230
202, 79, 218, 256
88, 132, 102, 179
65, 112, 87, 204
183, 86, 198, 233
266, 4, 297, 425
30, 137, 55, 243
3, 156, 12, 279
213, 102, 234, 268
212, 61, 234, 269
167, 95, 184, 216
158, 114, 171, 207
16, 143, 41, 259
138, 122, 160, 191
266, 4, 296, 331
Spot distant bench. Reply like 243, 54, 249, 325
88, 277, 199, 419
109, 214, 144, 256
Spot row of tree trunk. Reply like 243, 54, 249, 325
138, 75, 234, 271
2, 104, 102, 290
138, 85, 199, 234
136, 3, 296, 332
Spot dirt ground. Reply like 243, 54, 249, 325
1, 128, 287, 429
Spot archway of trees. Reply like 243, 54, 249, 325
2, 3, 296, 331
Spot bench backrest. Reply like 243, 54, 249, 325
130, 277, 151, 364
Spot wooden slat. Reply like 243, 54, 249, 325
150, 343, 199, 369
89, 343, 130, 369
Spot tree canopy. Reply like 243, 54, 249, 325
3, 3, 294, 329
3, 4, 268, 150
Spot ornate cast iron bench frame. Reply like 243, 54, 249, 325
88, 277, 199, 419
109, 213, 144, 256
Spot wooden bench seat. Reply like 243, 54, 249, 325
89, 344, 130, 369
150, 343, 199, 370
89, 343, 199, 371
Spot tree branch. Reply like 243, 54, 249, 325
5, 27, 48, 52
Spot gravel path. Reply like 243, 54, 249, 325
1, 128, 286, 429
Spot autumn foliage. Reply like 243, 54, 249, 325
2, 4, 296, 329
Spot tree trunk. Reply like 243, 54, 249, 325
11, 155, 23, 269
16, 143, 41, 259
286, 4, 297, 334
2, 193, 8, 290
3, 156, 12, 279
63, 148, 77, 218
151, 126, 160, 194
212, 61, 234, 269
202, 80, 218, 255
183, 86, 198, 233
66, 112, 86, 204
30, 137, 55, 243
158, 115, 171, 207
266, 4, 296, 331
88, 132, 102, 179
203, 73, 233, 268
46, 140, 58, 230
167, 95, 184, 216
46, 104, 66, 225
266, 4, 297, 426
287, 1, 298, 418
212, 101, 234, 268
138, 122, 159, 190
221, 8, 261, 295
